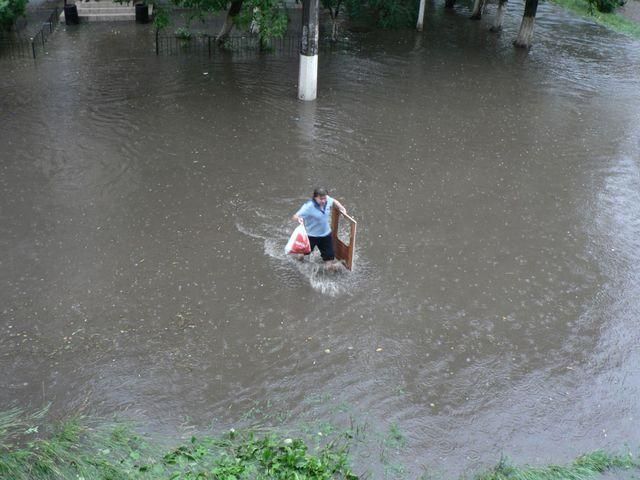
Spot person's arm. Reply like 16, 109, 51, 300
292, 203, 307, 224
333, 199, 347, 214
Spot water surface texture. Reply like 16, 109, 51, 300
2, 2, 640, 477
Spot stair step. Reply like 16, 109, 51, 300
77, 7, 135, 13
77, 4, 135, 8
79, 13, 136, 20
75, 1, 134, 5
59, 3, 152, 22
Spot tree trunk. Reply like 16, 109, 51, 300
331, 18, 339, 41
416, 0, 426, 31
514, 0, 538, 48
490, 0, 507, 31
445, 0, 455, 9
217, 0, 243, 44
329, 3, 341, 42
470, 0, 485, 19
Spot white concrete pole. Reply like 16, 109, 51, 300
298, 0, 319, 101
416, 0, 426, 31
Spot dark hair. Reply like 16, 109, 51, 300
313, 187, 328, 198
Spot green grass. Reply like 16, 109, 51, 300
0, 409, 357, 480
475, 450, 638, 480
550, 0, 640, 38
2, 408, 640, 479
384, 423, 406, 450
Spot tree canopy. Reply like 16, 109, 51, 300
158, 0, 417, 40
0, 0, 27, 31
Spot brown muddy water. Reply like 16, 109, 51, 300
1, 1, 640, 477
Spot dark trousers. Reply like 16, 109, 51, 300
308, 234, 335, 261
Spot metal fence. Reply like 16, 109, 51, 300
32, 7, 60, 58
0, 6, 59, 59
156, 33, 304, 58
0, 37, 32, 59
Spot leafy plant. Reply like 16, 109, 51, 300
153, 5, 170, 31
587, 0, 625, 13
476, 450, 638, 480
0, 408, 358, 480
174, 26, 193, 39
0, 0, 27, 31
343, 0, 416, 29
237, 0, 288, 47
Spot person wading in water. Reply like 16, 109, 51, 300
292, 187, 347, 269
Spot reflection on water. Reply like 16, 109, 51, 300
1, 2, 640, 476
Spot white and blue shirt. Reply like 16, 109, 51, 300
296, 196, 334, 237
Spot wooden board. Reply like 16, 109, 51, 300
331, 208, 357, 270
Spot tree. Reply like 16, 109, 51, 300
588, 0, 625, 13
237, 0, 288, 46
490, 0, 508, 31
0, 0, 27, 31
164, 0, 417, 47
217, 0, 243, 42
344, 0, 417, 28
514, 0, 538, 48
163, 0, 288, 44
470, 0, 486, 20
321, 0, 343, 41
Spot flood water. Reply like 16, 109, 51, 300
2, 0, 640, 476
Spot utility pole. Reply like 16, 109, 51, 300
298, 0, 319, 101
416, 0, 426, 31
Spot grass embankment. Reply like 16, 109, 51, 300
1, 408, 639, 479
476, 451, 638, 480
0, 408, 356, 480
550, 0, 640, 38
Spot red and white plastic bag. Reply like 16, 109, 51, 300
285, 224, 311, 255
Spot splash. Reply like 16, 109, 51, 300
236, 220, 364, 297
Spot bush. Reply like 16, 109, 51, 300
174, 26, 193, 39
343, 0, 417, 29
588, 0, 626, 13
0, 0, 27, 31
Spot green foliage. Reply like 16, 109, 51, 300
343, 0, 416, 29
0, 0, 27, 31
174, 26, 193, 39
154, 5, 170, 31
370, 0, 417, 28
384, 423, 406, 450
4, 408, 640, 480
321, 0, 340, 14
0, 409, 358, 480
587, 0, 625, 13
550, 0, 640, 37
475, 451, 638, 480
166, 0, 288, 42
236, 0, 288, 46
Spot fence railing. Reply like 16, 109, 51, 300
0, 37, 32, 59
31, 6, 60, 58
155, 32, 341, 58
0, 6, 59, 60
